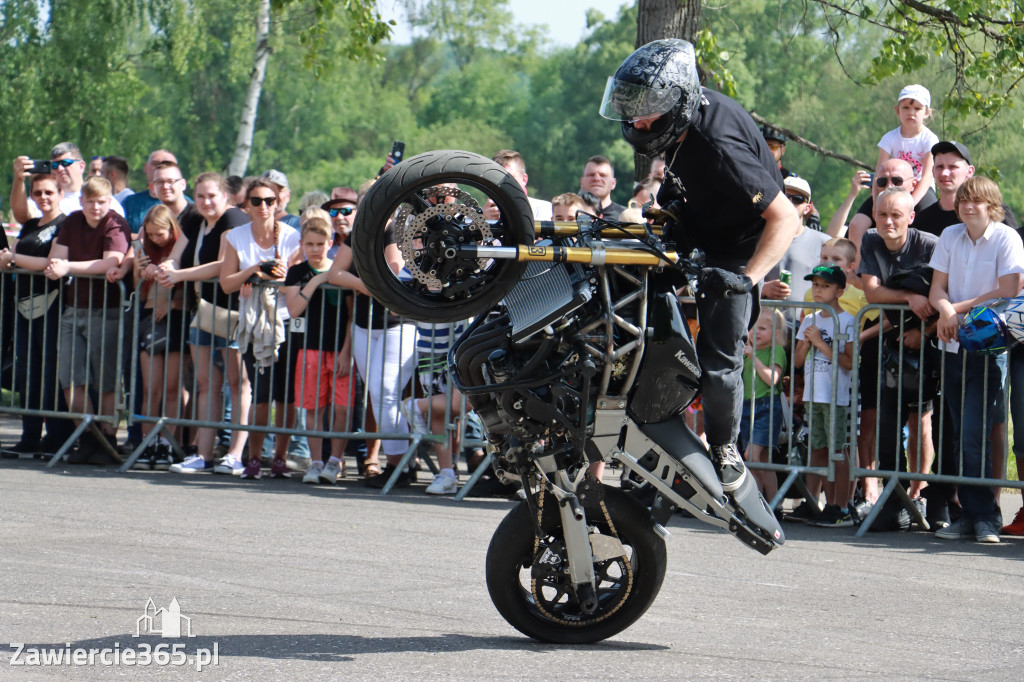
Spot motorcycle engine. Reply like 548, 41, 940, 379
452, 261, 643, 486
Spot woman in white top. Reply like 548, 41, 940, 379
158, 172, 252, 473
220, 178, 302, 479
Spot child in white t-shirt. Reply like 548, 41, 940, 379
877, 84, 938, 206
795, 264, 856, 528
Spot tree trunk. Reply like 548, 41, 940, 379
633, 0, 702, 181
227, 0, 272, 177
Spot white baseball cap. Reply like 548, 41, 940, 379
783, 175, 811, 199
897, 84, 931, 108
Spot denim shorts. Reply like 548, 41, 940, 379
187, 323, 239, 350
737, 394, 784, 451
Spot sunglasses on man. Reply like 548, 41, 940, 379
328, 207, 355, 218
875, 176, 905, 188
50, 158, 78, 169
786, 194, 808, 205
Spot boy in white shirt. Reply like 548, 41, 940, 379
930, 176, 1024, 543
795, 264, 856, 527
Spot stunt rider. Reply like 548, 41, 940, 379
600, 39, 800, 494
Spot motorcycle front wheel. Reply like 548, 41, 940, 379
352, 150, 535, 323
485, 485, 667, 644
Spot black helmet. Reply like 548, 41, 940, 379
760, 125, 786, 144
600, 39, 701, 156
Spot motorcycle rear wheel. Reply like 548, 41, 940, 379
485, 485, 666, 644
352, 150, 535, 323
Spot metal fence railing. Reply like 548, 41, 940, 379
1, 270, 1020, 515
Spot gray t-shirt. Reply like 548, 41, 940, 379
857, 227, 938, 286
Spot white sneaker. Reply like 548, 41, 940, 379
319, 460, 343, 485
425, 472, 458, 495
170, 454, 213, 474
302, 464, 324, 485
214, 455, 244, 475
404, 397, 429, 434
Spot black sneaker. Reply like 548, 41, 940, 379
850, 499, 873, 526
710, 443, 747, 492
67, 434, 98, 464
364, 463, 417, 489
37, 435, 69, 455
808, 504, 854, 528
151, 444, 174, 471
133, 446, 155, 470
3, 440, 41, 459
118, 440, 141, 458
785, 500, 819, 523
88, 434, 121, 466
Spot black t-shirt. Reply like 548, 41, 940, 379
599, 200, 626, 222
180, 207, 249, 309
284, 261, 348, 352
913, 201, 1019, 237
657, 88, 783, 267
857, 228, 938, 286
346, 233, 402, 329
14, 214, 65, 299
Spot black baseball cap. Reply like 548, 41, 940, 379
931, 140, 973, 166
804, 264, 846, 289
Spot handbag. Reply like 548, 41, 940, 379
16, 290, 59, 320
190, 298, 238, 339
187, 218, 239, 339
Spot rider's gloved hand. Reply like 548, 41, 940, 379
699, 267, 753, 298
644, 199, 683, 226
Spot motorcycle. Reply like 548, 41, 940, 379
352, 150, 785, 643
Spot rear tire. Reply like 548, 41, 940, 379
485, 485, 666, 643
352, 150, 535, 323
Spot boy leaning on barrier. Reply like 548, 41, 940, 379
794, 264, 856, 528
811, 238, 884, 516
1, 176, 131, 464
283, 212, 366, 485
930, 176, 1024, 544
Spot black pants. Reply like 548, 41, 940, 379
695, 285, 754, 446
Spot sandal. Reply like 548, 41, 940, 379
363, 460, 382, 479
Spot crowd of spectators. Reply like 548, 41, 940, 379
2, 86, 1023, 537
751, 84, 1024, 542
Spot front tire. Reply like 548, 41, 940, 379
352, 150, 535, 323
485, 485, 666, 643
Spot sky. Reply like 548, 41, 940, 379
376, 0, 632, 47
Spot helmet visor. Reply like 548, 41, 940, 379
599, 77, 680, 122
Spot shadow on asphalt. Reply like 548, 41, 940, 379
16, 632, 669, 659
5, 460, 1024, 555
0, 458, 519, 511
664, 512, 1024, 558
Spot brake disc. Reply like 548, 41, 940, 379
395, 186, 493, 290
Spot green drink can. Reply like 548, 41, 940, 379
780, 269, 792, 285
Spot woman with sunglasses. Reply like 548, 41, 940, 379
220, 179, 302, 479
0, 172, 75, 457
157, 172, 252, 473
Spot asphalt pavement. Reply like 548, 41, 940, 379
1, 457, 1022, 680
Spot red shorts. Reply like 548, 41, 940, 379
294, 349, 351, 409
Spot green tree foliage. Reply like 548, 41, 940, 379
4, 0, 1024, 225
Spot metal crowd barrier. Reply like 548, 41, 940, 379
120, 277, 479, 495
3, 270, 1021, 513
739, 299, 849, 512
0, 270, 128, 465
